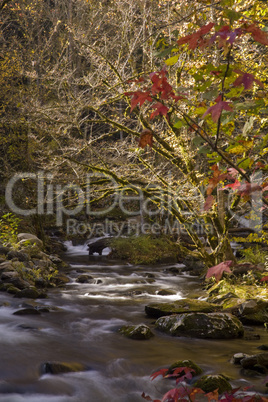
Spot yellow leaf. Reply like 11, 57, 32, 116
165, 55, 179, 66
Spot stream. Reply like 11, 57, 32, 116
0, 240, 268, 402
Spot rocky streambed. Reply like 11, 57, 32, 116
0, 236, 268, 401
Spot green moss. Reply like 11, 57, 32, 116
194, 374, 232, 394
110, 235, 179, 265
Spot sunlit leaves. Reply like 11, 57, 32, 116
233, 70, 264, 90
138, 129, 154, 149
177, 22, 215, 49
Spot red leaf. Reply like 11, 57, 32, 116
203, 100, 233, 122
177, 22, 215, 50
150, 68, 173, 99
260, 276, 268, 282
169, 367, 195, 383
207, 165, 229, 195
138, 129, 154, 149
150, 368, 168, 381
210, 26, 242, 46
206, 261, 233, 282
245, 24, 268, 46
150, 102, 169, 119
204, 195, 215, 211
125, 91, 153, 111
224, 179, 241, 190
233, 70, 264, 90
205, 389, 219, 401
162, 387, 185, 402
141, 392, 154, 401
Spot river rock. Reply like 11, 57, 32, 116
145, 298, 220, 318
0, 245, 10, 255
231, 353, 251, 365
239, 353, 268, 373
118, 324, 154, 340
1, 271, 19, 281
7, 250, 29, 262
52, 274, 70, 286
13, 308, 41, 316
157, 289, 176, 296
17, 233, 43, 249
237, 300, 268, 325
194, 374, 232, 394
0, 262, 15, 275
41, 361, 89, 375
76, 274, 94, 283
14, 287, 45, 299
7, 285, 21, 295
155, 312, 244, 339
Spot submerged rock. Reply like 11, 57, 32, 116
76, 274, 94, 283
145, 298, 220, 318
118, 324, 154, 340
41, 361, 89, 375
155, 312, 244, 339
194, 374, 232, 394
13, 308, 41, 316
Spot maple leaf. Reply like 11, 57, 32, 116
204, 195, 215, 211
245, 24, 268, 46
169, 367, 195, 383
206, 261, 233, 282
125, 91, 153, 111
207, 165, 229, 195
138, 129, 154, 149
210, 25, 242, 46
224, 179, 241, 190
150, 368, 168, 381
233, 70, 264, 90
150, 68, 173, 99
150, 103, 169, 119
189, 388, 205, 402
162, 387, 189, 402
203, 100, 233, 122
205, 389, 219, 401
261, 276, 268, 282
177, 22, 215, 50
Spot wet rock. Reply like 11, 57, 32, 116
7, 250, 29, 262
232, 263, 263, 276
13, 308, 41, 316
6, 285, 21, 295
118, 324, 154, 340
52, 274, 70, 286
17, 233, 43, 249
0, 261, 15, 273
194, 374, 232, 394
14, 287, 45, 299
95, 279, 103, 284
41, 361, 89, 375
157, 289, 176, 296
167, 359, 203, 376
76, 275, 94, 284
1, 271, 19, 281
145, 298, 220, 318
144, 273, 155, 278
237, 300, 268, 325
240, 353, 268, 372
231, 353, 250, 365
164, 267, 182, 275
155, 312, 244, 339
0, 245, 10, 255
257, 345, 268, 351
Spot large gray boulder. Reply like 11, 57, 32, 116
155, 312, 244, 339
17, 233, 43, 249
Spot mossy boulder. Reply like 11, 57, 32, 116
145, 298, 220, 318
237, 300, 268, 325
118, 324, 154, 340
41, 361, 89, 375
194, 374, 232, 394
14, 287, 45, 299
167, 359, 202, 376
155, 312, 244, 339
17, 233, 43, 249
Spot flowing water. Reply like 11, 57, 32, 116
0, 240, 268, 402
